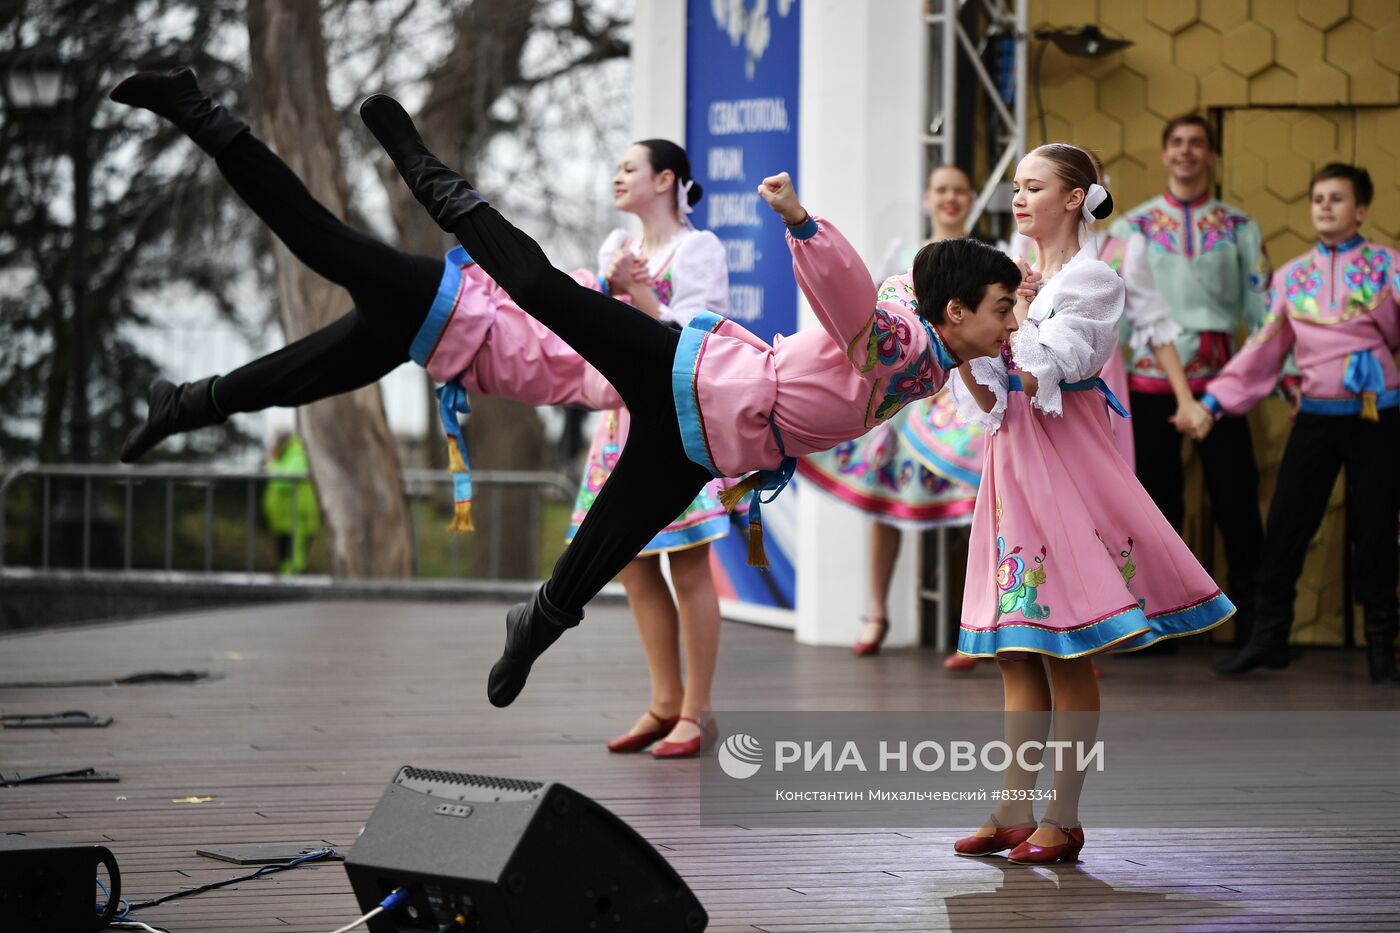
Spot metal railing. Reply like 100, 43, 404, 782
0, 463, 576, 579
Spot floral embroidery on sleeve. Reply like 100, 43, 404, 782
871, 347, 936, 423
862, 306, 913, 372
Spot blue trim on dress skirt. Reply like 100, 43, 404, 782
897, 426, 983, 489
671, 310, 726, 478
409, 246, 474, 367
566, 510, 729, 556
958, 589, 1234, 659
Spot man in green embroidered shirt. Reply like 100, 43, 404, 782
1110, 114, 1270, 645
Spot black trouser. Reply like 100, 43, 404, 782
443, 204, 714, 617
1253, 410, 1400, 649
208, 133, 443, 413
1130, 391, 1263, 620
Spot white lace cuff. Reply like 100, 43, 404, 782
1012, 321, 1065, 417
951, 356, 1010, 432
1128, 317, 1182, 354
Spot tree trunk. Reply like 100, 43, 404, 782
380, 0, 549, 579
246, 0, 413, 578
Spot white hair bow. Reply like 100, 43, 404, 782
676, 178, 695, 225
1081, 182, 1108, 222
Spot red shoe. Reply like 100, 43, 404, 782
607, 710, 680, 753
651, 715, 718, 759
1007, 819, 1085, 864
852, 616, 889, 656
944, 653, 979, 672
952, 816, 1037, 856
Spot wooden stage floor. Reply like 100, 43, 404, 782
2, 600, 1398, 932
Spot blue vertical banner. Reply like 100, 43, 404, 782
687, 0, 801, 616
686, 0, 801, 340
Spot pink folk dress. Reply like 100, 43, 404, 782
952, 237, 1234, 658
567, 227, 732, 555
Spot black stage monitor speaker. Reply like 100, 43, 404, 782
345, 765, 707, 933
0, 833, 121, 932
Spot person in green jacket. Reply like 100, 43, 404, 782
263, 431, 321, 574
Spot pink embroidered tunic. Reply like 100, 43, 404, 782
415, 249, 621, 410
1201, 237, 1400, 419
676, 217, 958, 478
950, 238, 1234, 658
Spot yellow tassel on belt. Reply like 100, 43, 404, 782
1361, 391, 1379, 422
718, 472, 769, 568
446, 439, 475, 532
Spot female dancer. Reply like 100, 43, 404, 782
797, 165, 982, 656
950, 144, 1233, 864
1180, 163, 1400, 683
359, 93, 1026, 708
577, 141, 731, 757
111, 68, 626, 530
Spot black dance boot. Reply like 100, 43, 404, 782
487, 583, 581, 708
359, 94, 488, 231
1212, 631, 1291, 675
109, 66, 248, 157
120, 377, 227, 463
1363, 610, 1400, 684
1366, 645, 1400, 684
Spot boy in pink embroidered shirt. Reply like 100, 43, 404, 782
1181, 163, 1400, 683
361, 94, 1024, 707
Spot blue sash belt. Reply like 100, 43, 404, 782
1006, 374, 1130, 419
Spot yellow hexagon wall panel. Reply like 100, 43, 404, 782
1249, 65, 1299, 105
1376, 20, 1400, 74
1352, 0, 1400, 28
1265, 151, 1311, 199
1145, 63, 1200, 117
1288, 113, 1343, 163
1145, 0, 1198, 35
1097, 67, 1147, 120
1041, 0, 1098, 27
1223, 20, 1275, 77
1272, 20, 1324, 67
1072, 110, 1124, 161
1199, 0, 1249, 31
1199, 66, 1249, 107
1173, 22, 1221, 72
1294, 61, 1349, 106
1298, 0, 1350, 31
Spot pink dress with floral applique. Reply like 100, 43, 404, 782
953, 240, 1234, 658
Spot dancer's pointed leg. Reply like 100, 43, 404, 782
110, 66, 248, 156
120, 377, 226, 463
359, 94, 490, 229
489, 584, 581, 708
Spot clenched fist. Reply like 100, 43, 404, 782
757, 172, 808, 226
